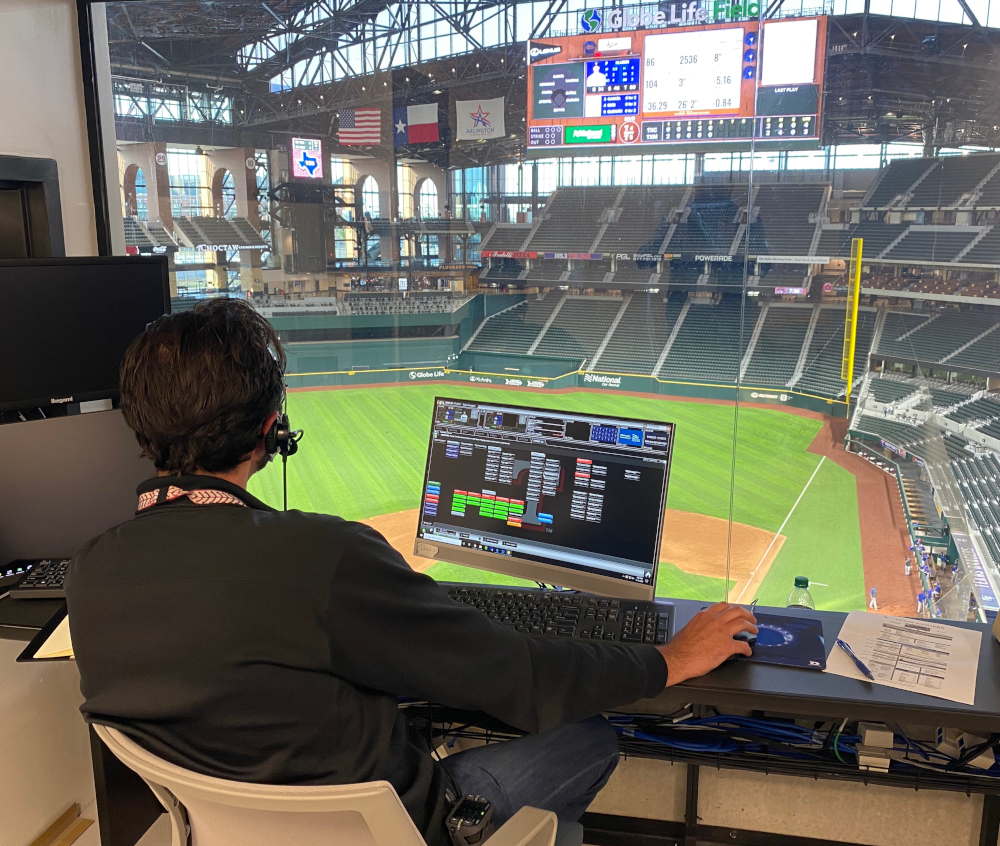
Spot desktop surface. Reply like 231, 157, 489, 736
415, 397, 674, 600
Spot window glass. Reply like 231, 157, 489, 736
98, 2, 1000, 619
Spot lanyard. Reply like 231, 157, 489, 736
138, 485, 248, 511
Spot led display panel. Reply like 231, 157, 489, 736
527, 16, 827, 155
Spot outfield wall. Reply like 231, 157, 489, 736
286, 356, 848, 416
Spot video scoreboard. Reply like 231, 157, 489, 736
527, 16, 826, 155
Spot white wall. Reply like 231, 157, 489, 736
0, 0, 98, 256
0, 2, 100, 844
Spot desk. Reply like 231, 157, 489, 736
4, 596, 1000, 846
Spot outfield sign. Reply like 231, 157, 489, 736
482, 250, 537, 259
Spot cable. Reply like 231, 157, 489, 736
832, 718, 849, 764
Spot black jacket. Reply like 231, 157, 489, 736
66, 475, 667, 844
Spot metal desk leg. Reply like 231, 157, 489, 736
684, 764, 700, 846
90, 726, 164, 846
980, 794, 1000, 846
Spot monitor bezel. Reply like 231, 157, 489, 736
413, 395, 675, 600
0, 256, 170, 412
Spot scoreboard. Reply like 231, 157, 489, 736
527, 17, 826, 155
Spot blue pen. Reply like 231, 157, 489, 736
836, 638, 875, 681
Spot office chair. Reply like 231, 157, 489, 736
93, 724, 565, 846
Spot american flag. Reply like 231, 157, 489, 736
338, 108, 382, 145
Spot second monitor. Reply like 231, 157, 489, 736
414, 398, 675, 600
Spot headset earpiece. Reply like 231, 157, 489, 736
265, 412, 303, 458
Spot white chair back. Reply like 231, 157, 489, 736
93, 724, 557, 846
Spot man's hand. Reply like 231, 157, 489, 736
657, 603, 758, 687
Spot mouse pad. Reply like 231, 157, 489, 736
746, 613, 826, 670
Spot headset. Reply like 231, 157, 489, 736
264, 409, 304, 511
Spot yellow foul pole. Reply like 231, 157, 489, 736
841, 237, 863, 404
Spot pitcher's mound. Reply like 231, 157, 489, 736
362, 508, 783, 601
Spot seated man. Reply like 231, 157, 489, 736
66, 299, 756, 845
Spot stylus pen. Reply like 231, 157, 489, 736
836, 638, 875, 681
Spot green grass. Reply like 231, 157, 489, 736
753, 458, 867, 612
247, 384, 864, 609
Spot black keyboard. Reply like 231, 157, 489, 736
446, 586, 670, 644
8, 558, 70, 599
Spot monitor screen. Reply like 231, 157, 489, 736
415, 398, 674, 599
0, 257, 169, 411
526, 16, 827, 155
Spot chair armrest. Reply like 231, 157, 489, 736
487, 806, 557, 846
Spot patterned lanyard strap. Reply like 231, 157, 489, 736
138, 485, 248, 511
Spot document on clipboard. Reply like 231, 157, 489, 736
824, 611, 980, 705
17, 607, 75, 662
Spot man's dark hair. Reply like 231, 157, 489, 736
121, 298, 287, 475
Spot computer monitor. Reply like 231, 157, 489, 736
414, 397, 675, 600
0, 256, 169, 412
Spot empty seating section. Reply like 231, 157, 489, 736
976, 169, 1000, 206
533, 298, 623, 361
864, 159, 935, 207
947, 397, 1000, 424
597, 187, 686, 253
480, 262, 523, 281
961, 279, 1000, 298
960, 226, 1000, 266
743, 306, 812, 385
233, 218, 264, 243
867, 379, 918, 404
890, 311, 998, 363
665, 187, 743, 254
951, 455, 1000, 566
523, 260, 566, 283
568, 261, 611, 283
176, 216, 266, 248
527, 187, 619, 252
466, 295, 563, 354
855, 415, 924, 445
948, 325, 1000, 371
596, 295, 683, 374
815, 223, 909, 259
481, 225, 531, 252
145, 221, 175, 247
816, 228, 849, 257
658, 298, 751, 383
877, 312, 934, 358
884, 229, 978, 262
612, 264, 656, 285
796, 308, 876, 397
980, 420, 1000, 439
123, 217, 153, 248
747, 186, 825, 256
930, 387, 971, 407
907, 155, 1000, 208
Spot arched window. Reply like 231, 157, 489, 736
418, 180, 438, 218
134, 167, 148, 220
221, 170, 236, 219
361, 175, 380, 218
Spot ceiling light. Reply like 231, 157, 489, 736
433, 89, 442, 94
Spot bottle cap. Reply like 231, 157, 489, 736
794, 576, 809, 588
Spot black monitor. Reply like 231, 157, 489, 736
0, 257, 169, 412
414, 397, 674, 600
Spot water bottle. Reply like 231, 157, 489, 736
786, 576, 816, 610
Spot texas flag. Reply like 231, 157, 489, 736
393, 103, 439, 144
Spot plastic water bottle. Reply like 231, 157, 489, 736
786, 576, 816, 610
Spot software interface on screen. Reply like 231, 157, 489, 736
417, 399, 674, 588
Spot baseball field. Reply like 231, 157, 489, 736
247, 384, 867, 611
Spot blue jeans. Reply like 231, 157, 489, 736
440, 715, 619, 832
